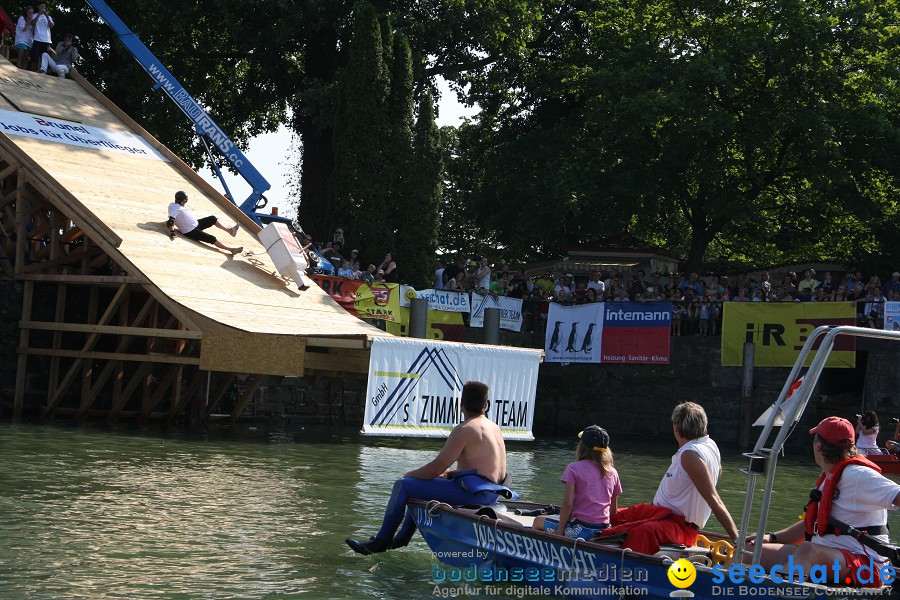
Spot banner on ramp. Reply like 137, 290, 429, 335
363, 337, 541, 440
0, 109, 168, 160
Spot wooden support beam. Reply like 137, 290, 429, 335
25, 347, 200, 365
43, 283, 130, 416
168, 368, 204, 421
75, 295, 155, 419
229, 375, 263, 424
205, 374, 237, 417
0, 161, 20, 183
20, 321, 202, 339
80, 286, 99, 409
45, 283, 67, 407
108, 361, 153, 424
13, 181, 27, 274
140, 343, 196, 422
12, 280, 33, 419
22, 244, 103, 273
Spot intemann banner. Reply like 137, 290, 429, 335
544, 302, 671, 364
722, 302, 856, 368
470, 293, 525, 332
363, 337, 541, 440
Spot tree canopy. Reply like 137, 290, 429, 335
54, 0, 900, 276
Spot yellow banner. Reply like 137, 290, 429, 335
354, 283, 406, 322
721, 302, 856, 368
384, 307, 465, 341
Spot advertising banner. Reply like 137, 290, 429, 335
544, 302, 671, 364
884, 302, 900, 331
470, 293, 525, 332
354, 282, 406, 322
0, 108, 168, 160
311, 274, 365, 309
384, 308, 466, 342
600, 302, 671, 364
544, 303, 604, 363
363, 337, 541, 439
415, 289, 471, 313
722, 302, 856, 368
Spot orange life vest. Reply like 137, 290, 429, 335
804, 456, 881, 540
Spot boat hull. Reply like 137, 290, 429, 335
411, 500, 832, 600
867, 453, 900, 475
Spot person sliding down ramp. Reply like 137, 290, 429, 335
166, 191, 242, 255
345, 381, 517, 555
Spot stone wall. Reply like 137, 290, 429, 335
3, 276, 899, 446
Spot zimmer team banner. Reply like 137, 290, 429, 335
543, 302, 671, 364
470, 293, 525, 332
363, 337, 541, 440
722, 302, 856, 368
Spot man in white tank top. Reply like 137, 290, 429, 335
599, 402, 738, 554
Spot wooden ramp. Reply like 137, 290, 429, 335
0, 61, 384, 421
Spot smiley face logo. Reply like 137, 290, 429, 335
667, 558, 696, 589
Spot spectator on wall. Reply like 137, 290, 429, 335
884, 272, 900, 295
866, 287, 887, 329
680, 272, 703, 297
379, 252, 398, 283
323, 241, 344, 269
587, 271, 606, 296
475, 257, 491, 290
434, 259, 445, 290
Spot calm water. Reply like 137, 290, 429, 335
1, 423, 898, 599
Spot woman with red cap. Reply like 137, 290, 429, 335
748, 416, 900, 588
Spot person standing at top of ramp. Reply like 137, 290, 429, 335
166, 191, 243, 255
29, 3, 53, 72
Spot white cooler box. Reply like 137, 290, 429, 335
257, 222, 310, 290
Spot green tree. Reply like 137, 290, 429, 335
455, 0, 900, 270
400, 91, 442, 288
327, 2, 393, 260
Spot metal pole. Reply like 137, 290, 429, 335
739, 342, 755, 450
409, 298, 428, 338
483, 307, 501, 345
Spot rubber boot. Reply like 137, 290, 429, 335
391, 516, 417, 549
345, 536, 389, 555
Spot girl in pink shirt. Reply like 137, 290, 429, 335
533, 425, 622, 539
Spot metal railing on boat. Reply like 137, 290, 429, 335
737, 325, 900, 566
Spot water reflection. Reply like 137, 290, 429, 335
0, 424, 897, 599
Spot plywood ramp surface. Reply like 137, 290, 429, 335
0, 61, 384, 340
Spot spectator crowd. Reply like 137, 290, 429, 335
302, 226, 900, 336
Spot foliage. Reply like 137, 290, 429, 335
455, 0, 900, 271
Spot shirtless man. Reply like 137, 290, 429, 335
346, 381, 514, 555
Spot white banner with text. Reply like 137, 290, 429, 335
414, 289, 471, 312
469, 293, 525, 332
0, 109, 168, 161
363, 337, 541, 440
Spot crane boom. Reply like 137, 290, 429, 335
84, 0, 277, 224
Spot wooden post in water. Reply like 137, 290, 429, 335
739, 341, 755, 450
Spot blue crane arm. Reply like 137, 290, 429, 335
84, 0, 271, 217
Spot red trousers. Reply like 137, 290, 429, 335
599, 503, 698, 555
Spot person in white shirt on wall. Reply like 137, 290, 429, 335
29, 3, 53, 72
166, 191, 242, 255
